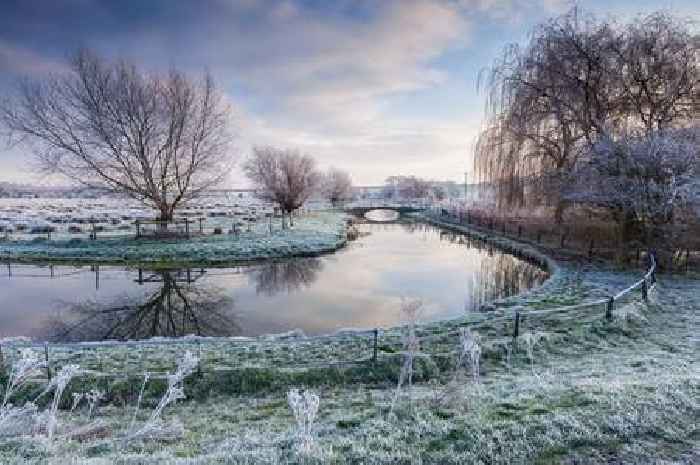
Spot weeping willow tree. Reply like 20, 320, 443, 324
474, 8, 620, 221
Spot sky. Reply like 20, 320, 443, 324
0, 0, 697, 187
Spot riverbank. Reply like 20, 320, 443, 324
0, 212, 349, 266
2, 276, 696, 464
0, 221, 696, 464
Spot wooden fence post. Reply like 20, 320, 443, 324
605, 297, 614, 321
197, 340, 202, 378
44, 342, 51, 382
513, 311, 520, 339
372, 328, 378, 363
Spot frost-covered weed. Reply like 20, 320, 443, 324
456, 328, 481, 383
127, 351, 198, 441
71, 389, 104, 419
38, 364, 81, 440
70, 393, 83, 413
1, 349, 45, 408
392, 298, 422, 412
520, 331, 549, 366
85, 389, 104, 419
0, 349, 45, 436
130, 372, 150, 432
287, 388, 320, 454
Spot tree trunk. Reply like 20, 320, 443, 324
617, 211, 639, 264
289, 210, 294, 227
159, 205, 173, 232
553, 199, 566, 224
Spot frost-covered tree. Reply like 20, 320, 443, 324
2, 50, 235, 223
244, 146, 321, 227
321, 168, 353, 207
566, 127, 700, 249
475, 8, 699, 221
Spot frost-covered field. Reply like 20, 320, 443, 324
0, 209, 349, 265
0, 247, 697, 464
0, 195, 299, 241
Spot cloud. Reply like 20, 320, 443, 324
0, 0, 591, 185
0, 40, 66, 76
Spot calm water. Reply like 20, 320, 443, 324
0, 221, 547, 342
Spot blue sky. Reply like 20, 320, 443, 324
0, 0, 697, 186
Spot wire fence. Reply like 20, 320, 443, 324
0, 213, 295, 244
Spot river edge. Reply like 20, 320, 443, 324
1, 213, 646, 372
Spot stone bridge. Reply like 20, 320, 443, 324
344, 205, 426, 217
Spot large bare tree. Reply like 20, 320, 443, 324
475, 8, 620, 219
244, 146, 320, 227
2, 50, 234, 222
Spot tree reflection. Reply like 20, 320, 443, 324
412, 225, 549, 312
43, 269, 239, 342
250, 258, 323, 296
465, 251, 549, 312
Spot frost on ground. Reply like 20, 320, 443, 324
0, 212, 348, 264
0, 267, 697, 464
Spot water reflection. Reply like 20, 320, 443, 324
41, 270, 239, 342
432, 229, 548, 311
250, 258, 323, 296
2, 221, 549, 342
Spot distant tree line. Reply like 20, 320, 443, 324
475, 7, 699, 254
382, 176, 461, 202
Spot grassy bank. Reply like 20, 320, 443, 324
0, 212, 349, 266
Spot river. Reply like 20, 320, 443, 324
0, 220, 547, 342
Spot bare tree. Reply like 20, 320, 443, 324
617, 13, 699, 135
244, 146, 320, 227
1, 50, 234, 222
397, 176, 431, 200
322, 167, 353, 207
475, 8, 620, 220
